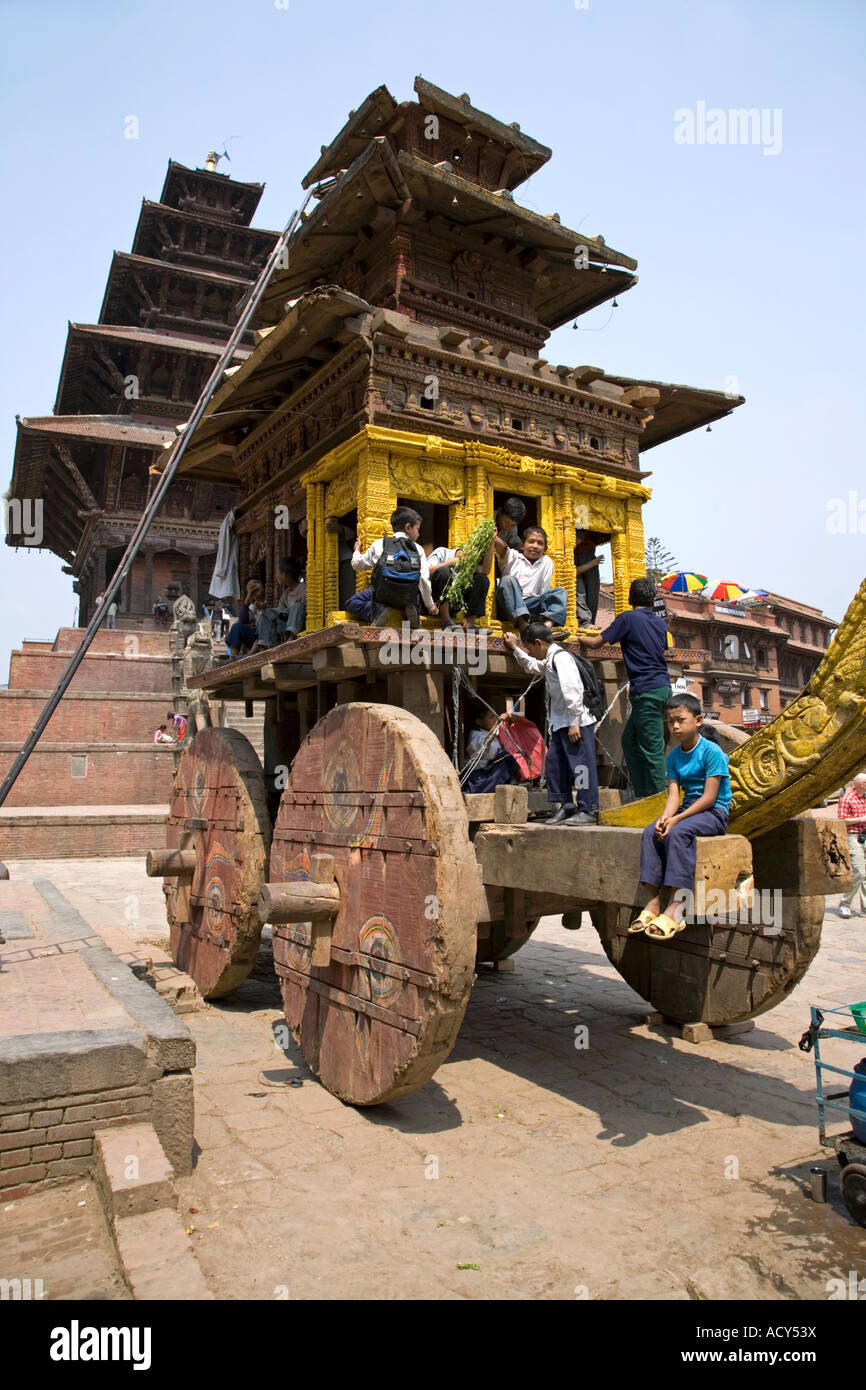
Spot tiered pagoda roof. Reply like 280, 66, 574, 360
7, 157, 277, 590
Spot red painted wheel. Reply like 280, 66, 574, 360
159, 726, 271, 999
268, 703, 477, 1105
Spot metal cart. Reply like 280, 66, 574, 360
801, 1003, 866, 1227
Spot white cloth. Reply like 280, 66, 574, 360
351, 531, 434, 610
468, 728, 504, 766
510, 642, 595, 731
429, 545, 458, 568
210, 509, 239, 601
501, 548, 554, 598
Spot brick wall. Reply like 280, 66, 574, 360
0, 745, 175, 806
8, 652, 173, 693
0, 811, 167, 858
0, 693, 175, 743
0, 1085, 153, 1193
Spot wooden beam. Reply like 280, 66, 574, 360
750, 816, 851, 896
474, 824, 752, 903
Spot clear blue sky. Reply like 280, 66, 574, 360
2, 0, 864, 678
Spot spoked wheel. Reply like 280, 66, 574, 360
264, 703, 478, 1105
148, 726, 271, 999
841, 1164, 866, 1227
590, 893, 824, 1027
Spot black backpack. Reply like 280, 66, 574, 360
371, 535, 422, 607
553, 648, 606, 722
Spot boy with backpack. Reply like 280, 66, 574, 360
504, 622, 600, 824
351, 506, 438, 628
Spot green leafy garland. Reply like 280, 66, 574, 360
443, 518, 496, 614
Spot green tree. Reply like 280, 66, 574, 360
645, 537, 677, 584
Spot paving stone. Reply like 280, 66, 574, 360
95, 1123, 177, 1220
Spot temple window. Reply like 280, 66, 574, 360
756, 646, 768, 668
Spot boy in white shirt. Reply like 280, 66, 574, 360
493, 526, 568, 633
351, 506, 438, 628
504, 622, 598, 824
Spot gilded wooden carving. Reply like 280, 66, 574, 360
601, 580, 866, 839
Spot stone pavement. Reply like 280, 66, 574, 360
3, 856, 865, 1300
0, 871, 195, 1197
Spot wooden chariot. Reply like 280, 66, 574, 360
146, 586, 864, 1107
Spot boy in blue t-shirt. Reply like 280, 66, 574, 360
630, 693, 731, 941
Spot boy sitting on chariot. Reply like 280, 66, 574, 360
351, 506, 438, 628
630, 692, 731, 941
493, 526, 568, 635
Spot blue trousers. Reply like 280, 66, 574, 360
464, 753, 522, 794
496, 577, 568, 626
545, 724, 598, 810
640, 804, 729, 889
345, 587, 374, 620
227, 621, 256, 653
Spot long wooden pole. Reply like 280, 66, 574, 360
0, 189, 315, 806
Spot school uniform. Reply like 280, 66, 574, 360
639, 736, 731, 889
428, 546, 490, 617
510, 642, 598, 811
351, 531, 434, 622
496, 550, 568, 627
463, 728, 522, 794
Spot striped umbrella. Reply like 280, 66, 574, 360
740, 588, 769, 603
702, 580, 748, 602
660, 571, 708, 594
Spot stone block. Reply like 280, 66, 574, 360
62, 1139, 92, 1158
114, 1208, 213, 1300
0, 1029, 148, 1105
149, 1073, 194, 1178
95, 1123, 177, 1220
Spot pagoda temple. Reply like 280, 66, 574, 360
6, 155, 278, 624
162, 78, 745, 630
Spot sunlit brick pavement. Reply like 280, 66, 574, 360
5, 857, 865, 1300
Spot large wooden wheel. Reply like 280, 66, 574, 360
591, 892, 824, 1027
266, 703, 478, 1105
150, 726, 271, 1000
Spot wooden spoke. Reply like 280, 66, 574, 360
267, 703, 478, 1105
160, 726, 271, 999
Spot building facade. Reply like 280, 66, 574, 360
664, 590, 836, 729
6, 157, 278, 625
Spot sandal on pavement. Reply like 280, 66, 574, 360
645, 912, 687, 941
628, 908, 657, 935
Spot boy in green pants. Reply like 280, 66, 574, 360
578, 576, 672, 796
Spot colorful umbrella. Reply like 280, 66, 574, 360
660, 571, 707, 594
739, 588, 768, 603
702, 580, 748, 602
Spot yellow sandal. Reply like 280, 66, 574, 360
628, 908, 658, 935
645, 912, 687, 941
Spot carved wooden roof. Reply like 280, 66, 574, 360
603, 376, 745, 449
259, 138, 635, 330
303, 77, 551, 192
